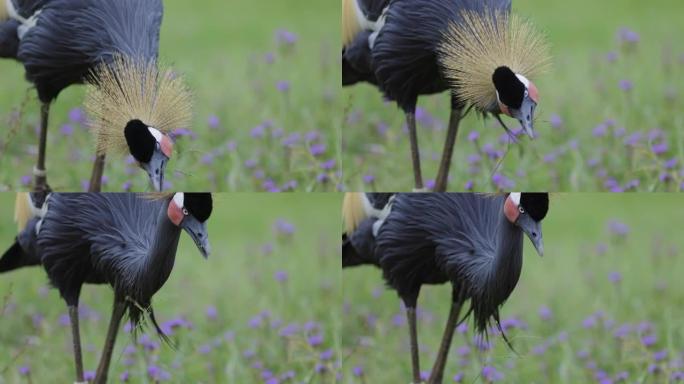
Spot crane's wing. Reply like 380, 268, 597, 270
357, 0, 391, 22
17, 0, 163, 101
0, 19, 19, 58
37, 194, 159, 292
343, 218, 380, 267
343, 30, 377, 86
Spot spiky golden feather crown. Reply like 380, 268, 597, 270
439, 10, 551, 111
84, 55, 193, 156
342, 0, 360, 46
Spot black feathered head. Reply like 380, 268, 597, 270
167, 193, 212, 258
519, 192, 549, 222
183, 193, 213, 223
504, 192, 548, 257
124, 119, 174, 191
493, 66, 540, 139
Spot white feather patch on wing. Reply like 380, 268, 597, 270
510, 192, 521, 206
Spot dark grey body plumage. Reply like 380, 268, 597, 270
5, 194, 181, 329
344, 0, 512, 112
344, 193, 525, 332
0, 0, 162, 102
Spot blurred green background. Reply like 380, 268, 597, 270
343, 0, 684, 191
0, 0, 340, 192
343, 194, 684, 382
0, 193, 341, 382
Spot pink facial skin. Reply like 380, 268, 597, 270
528, 81, 539, 104
504, 194, 520, 223
167, 198, 184, 226
160, 135, 174, 158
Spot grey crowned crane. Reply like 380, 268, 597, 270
342, 192, 548, 384
0, 0, 192, 193
342, 0, 550, 191
1, 192, 212, 383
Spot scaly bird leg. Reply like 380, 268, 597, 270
88, 154, 107, 192
434, 107, 463, 192
34, 102, 50, 193
68, 305, 85, 383
405, 112, 424, 191
406, 306, 422, 383
427, 291, 464, 384
94, 300, 126, 384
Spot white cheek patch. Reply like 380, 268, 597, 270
148, 127, 163, 143
515, 74, 530, 88
509, 192, 521, 206
172, 192, 184, 209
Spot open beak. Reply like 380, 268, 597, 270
141, 149, 168, 191
180, 216, 210, 258
517, 214, 544, 257
512, 97, 537, 139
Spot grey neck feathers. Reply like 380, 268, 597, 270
484, 213, 524, 305
137, 200, 181, 297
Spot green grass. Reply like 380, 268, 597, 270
342, 194, 684, 383
0, 0, 341, 192
0, 193, 341, 382
342, 0, 684, 191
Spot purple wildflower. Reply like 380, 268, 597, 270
608, 271, 622, 284
207, 115, 220, 129
276, 80, 291, 93
619, 79, 633, 92
274, 270, 288, 283
309, 143, 326, 156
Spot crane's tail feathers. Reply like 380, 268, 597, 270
342, 193, 368, 235
0, 240, 25, 273
342, 0, 362, 47
85, 55, 193, 156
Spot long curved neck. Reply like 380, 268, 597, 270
485, 212, 524, 300
137, 199, 181, 296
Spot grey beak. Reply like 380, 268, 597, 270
517, 214, 544, 257
140, 148, 168, 191
180, 217, 210, 258
512, 96, 537, 139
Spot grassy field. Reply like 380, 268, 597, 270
342, 0, 684, 192
342, 194, 684, 383
0, 0, 340, 192
0, 193, 341, 383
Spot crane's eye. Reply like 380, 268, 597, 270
524, 89, 529, 98
182, 208, 189, 216
518, 206, 525, 214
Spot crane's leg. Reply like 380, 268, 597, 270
88, 154, 107, 192
427, 290, 464, 384
94, 300, 126, 384
433, 107, 463, 192
34, 102, 51, 193
402, 293, 422, 383
406, 306, 422, 383
405, 112, 424, 191
68, 305, 85, 383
